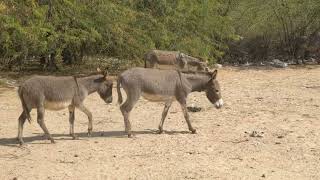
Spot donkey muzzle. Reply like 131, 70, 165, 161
215, 99, 223, 109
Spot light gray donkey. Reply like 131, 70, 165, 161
144, 50, 207, 71
117, 67, 223, 137
17, 69, 113, 145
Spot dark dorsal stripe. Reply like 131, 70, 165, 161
179, 70, 212, 78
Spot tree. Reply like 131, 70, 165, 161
227, 0, 320, 63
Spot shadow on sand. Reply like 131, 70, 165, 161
0, 129, 191, 147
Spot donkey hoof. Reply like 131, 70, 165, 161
17, 137, 23, 145
191, 129, 197, 134
87, 129, 92, 137
158, 129, 163, 134
41, 134, 48, 139
50, 139, 56, 144
127, 134, 132, 138
72, 135, 79, 140
18, 140, 24, 146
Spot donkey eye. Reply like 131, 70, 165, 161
215, 90, 219, 92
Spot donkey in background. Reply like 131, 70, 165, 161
17, 68, 113, 145
117, 67, 223, 137
144, 50, 207, 71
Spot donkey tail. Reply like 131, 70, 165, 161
144, 53, 148, 68
18, 86, 32, 123
117, 77, 123, 105
144, 51, 153, 68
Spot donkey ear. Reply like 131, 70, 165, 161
179, 53, 185, 58
212, 69, 217, 79
103, 70, 109, 79
97, 67, 102, 72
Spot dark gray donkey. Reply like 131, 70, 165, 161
144, 50, 207, 71
117, 67, 223, 137
17, 69, 113, 145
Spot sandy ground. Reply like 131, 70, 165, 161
0, 66, 319, 180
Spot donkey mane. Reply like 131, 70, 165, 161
73, 72, 104, 78
179, 70, 213, 76
72, 72, 105, 89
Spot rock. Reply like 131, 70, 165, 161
243, 62, 253, 66
213, 64, 222, 69
187, 105, 202, 112
259, 62, 266, 66
247, 131, 264, 138
271, 59, 288, 68
287, 60, 296, 65
310, 58, 317, 63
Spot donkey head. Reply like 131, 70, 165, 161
197, 62, 207, 71
205, 70, 223, 109
179, 53, 194, 62
96, 68, 113, 104
179, 53, 208, 71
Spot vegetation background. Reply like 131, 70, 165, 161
0, 0, 319, 74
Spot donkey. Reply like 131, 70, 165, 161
17, 69, 113, 145
144, 50, 207, 71
117, 67, 223, 137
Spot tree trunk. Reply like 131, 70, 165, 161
62, 48, 73, 65
47, 52, 58, 71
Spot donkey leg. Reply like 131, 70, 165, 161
120, 102, 134, 138
37, 107, 55, 143
150, 61, 155, 68
120, 105, 131, 137
77, 104, 93, 136
179, 102, 196, 134
17, 111, 28, 145
158, 101, 172, 134
154, 63, 160, 69
120, 97, 139, 138
68, 105, 77, 140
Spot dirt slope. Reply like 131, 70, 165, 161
0, 66, 319, 179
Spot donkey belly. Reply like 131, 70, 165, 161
142, 93, 175, 102
44, 100, 71, 111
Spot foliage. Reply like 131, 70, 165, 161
0, 0, 236, 71
1, 0, 319, 71
226, 0, 320, 62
